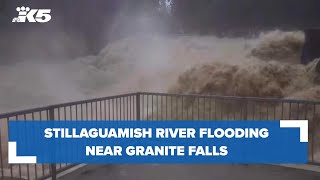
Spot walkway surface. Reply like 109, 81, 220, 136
58, 164, 320, 180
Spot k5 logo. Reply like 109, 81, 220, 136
12, 6, 51, 23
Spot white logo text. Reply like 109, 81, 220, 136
12, 6, 51, 23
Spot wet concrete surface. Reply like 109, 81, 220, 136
58, 164, 320, 180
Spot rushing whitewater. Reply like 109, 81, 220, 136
169, 31, 320, 100
1, 30, 319, 113
1, 30, 320, 179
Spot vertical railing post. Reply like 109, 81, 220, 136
136, 93, 141, 120
310, 115, 315, 163
48, 106, 57, 180
243, 98, 248, 120
0, 127, 3, 178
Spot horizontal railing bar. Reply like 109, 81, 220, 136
50, 93, 138, 109
139, 92, 320, 104
0, 93, 138, 119
2, 91, 320, 119
0, 91, 319, 180
0, 106, 50, 119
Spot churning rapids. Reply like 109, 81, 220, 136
0, 30, 320, 113
1, 30, 320, 179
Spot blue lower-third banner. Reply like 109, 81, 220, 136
8, 120, 308, 164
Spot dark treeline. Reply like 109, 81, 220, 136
1, 0, 320, 62
172, 0, 320, 36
